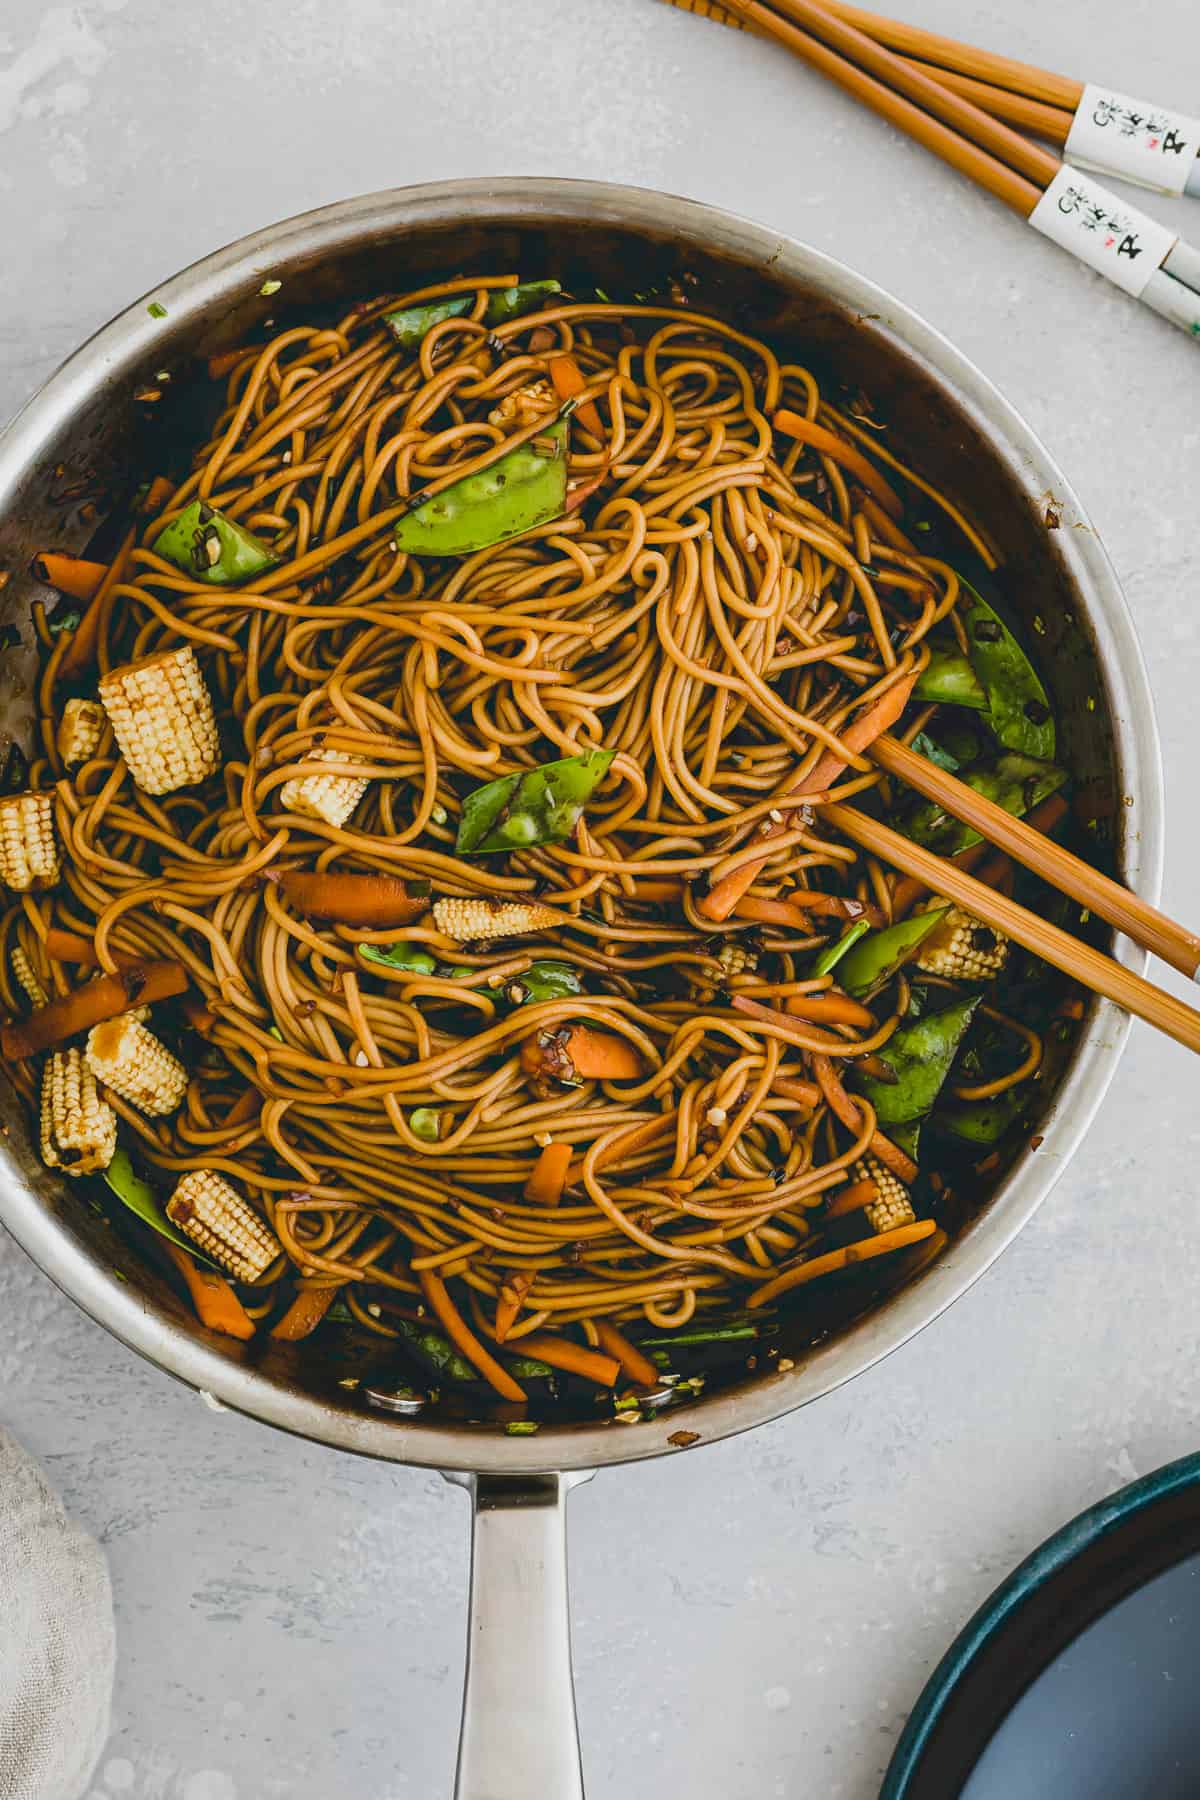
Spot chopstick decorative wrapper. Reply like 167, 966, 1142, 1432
667, 0, 1200, 338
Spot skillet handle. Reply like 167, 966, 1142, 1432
447, 1469, 594, 1800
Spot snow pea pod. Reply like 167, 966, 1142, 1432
357, 942, 437, 974
908, 731, 962, 774
391, 1317, 553, 1385
457, 748, 615, 856
914, 649, 987, 712
504, 961, 582, 1005
959, 577, 1056, 759
858, 993, 980, 1126
394, 419, 568, 558
811, 918, 870, 976
383, 281, 563, 349
102, 1149, 215, 1263
153, 499, 279, 585
937, 1091, 1026, 1145
901, 752, 1068, 857
838, 908, 949, 996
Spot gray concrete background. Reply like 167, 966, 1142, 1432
1, 1, 1198, 1795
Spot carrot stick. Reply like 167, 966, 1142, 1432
730, 992, 867, 1046
734, 893, 883, 928
523, 1141, 572, 1206
698, 669, 919, 922
628, 878, 684, 902
521, 1025, 645, 1085
563, 465, 610, 513
494, 1272, 534, 1343
1, 959, 188, 1059
548, 354, 605, 438
418, 1269, 527, 1402
181, 995, 218, 1037
163, 1242, 256, 1340
57, 526, 135, 683
271, 1284, 340, 1341
208, 347, 253, 380
223, 1088, 262, 1129
773, 409, 904, 518
30, 554, 109, 603
771, 1074, 822, 1109
782, 992, 877, 1029
44, 927, 101, 966
593, 1320, 660, 1387
507, 1330, 620, 1388
747, 1220, 936, 1308
823, 1177, 881, 1220
274, 868, 428, 927
565, 1114, 672, 1187
811, 1053, 919, 1183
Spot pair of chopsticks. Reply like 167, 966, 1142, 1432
666, 0, 1200, 338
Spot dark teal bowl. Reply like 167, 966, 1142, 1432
883, 1453, 1200, 1797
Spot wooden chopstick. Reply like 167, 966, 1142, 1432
819, 0, 1082, 109
715, 0, 1200, 334
822, 802, 1200, 1056
895, 61, 1075, 144
870, 733, 1200, 981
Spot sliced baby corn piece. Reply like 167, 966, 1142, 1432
0, 792, 59, 893
86, 1013, 187, 1116
40, 1047, 117, 1176
488, 379, 556, 427
98, 645, 219, 795
433, 895, 563, 944
10, 944, 48, 1008
914, 899, 1009, 983
854, 1154, 917, 1236
56, 698, 106, 767
280, 747, 370, 829
166, 1169, 282, 1282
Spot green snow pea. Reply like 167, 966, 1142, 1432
857, 994, 980, 1126
887, 1119, 923, 1163
394, 419, 568, 559
811, 918, 871, 977
383, 281, 562, 349
908, 731, 961, 775
102, 1149, 215, 1264
483, 279, 562, 325
958, 578, 1055, 758
914, 649, 987, 712
357, 941, 438, 975
937, 1092, 1026, 1145
901, 752, 1068, 857
457, 748, 615, 856
503, 960, 582, 1005
838, 909, 949, 997
153, 499, 279, 585
391, 1317, 553, 1384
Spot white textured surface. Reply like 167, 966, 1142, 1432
2, 1, 1199, 1795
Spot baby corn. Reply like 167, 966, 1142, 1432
166, 1170, 282, 1281
10, 945, 48, 1008
433, 896, 562, 943
915, 900, 1009, 983
854, 1154, 916, 1236
56, 698, 106, 767
86, 1014, 187, 1116
40, 1047, 117, 1176
98, 645, 219, 795
0, 792, 60, 892
280, 748, 370, 829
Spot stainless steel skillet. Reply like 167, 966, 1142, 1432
0, 178, 1162, 1798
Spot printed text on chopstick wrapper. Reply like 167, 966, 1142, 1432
1029, 167, 1177, 299
1066, 85, 1200, 196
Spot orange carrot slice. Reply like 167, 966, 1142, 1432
418, 1269, 526, 1402
30, 554, 109, 603
506, 1330, 620, 1387
2, 960, 188, 1059
523, 1141, 572, 1206
773, 409, 904, 518
548, 353, 604, 438
593, 1320, 659, 1387
164, 1242, 255, 1340
271, 1285, 340, 1341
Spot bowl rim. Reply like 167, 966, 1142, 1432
0, 177, 1164, 1473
